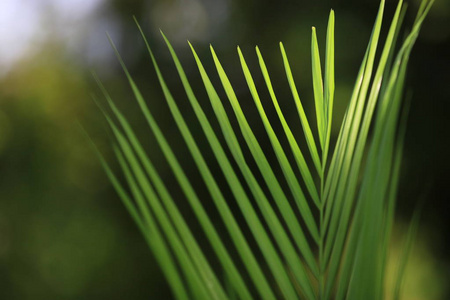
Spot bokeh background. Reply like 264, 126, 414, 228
0, 0, 449, 299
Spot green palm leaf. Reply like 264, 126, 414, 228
86, 0, 434, 299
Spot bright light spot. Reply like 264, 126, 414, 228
0, 0, 44, 75
0, 0, 105, 77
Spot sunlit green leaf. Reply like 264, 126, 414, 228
87, 1, 434, 299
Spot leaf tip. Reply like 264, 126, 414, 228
160, 30, 170, 44
329, 9, 335, 21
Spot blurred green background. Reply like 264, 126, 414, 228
0, 0, 448, 299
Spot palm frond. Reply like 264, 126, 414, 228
86, 0, 434, 299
